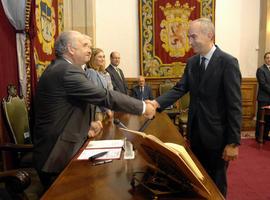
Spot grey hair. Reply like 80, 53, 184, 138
193, 18, 215, 37
54, 31, 79, 57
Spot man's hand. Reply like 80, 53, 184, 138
143, 101, 156, 119
222, 144, 239, 161
145, 100, 160, 109
88, 120, 103, 138
106, 110, 114, 122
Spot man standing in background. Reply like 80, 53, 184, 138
106, 51, 128, 94
255, 52, 270, 142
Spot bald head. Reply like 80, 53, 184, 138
55, 31, 81, 57
188, 18, 215, 55
191, 18, 215, 38
138, 76, 145, 87
110, 51, 121, 67
55, 31, 92, 66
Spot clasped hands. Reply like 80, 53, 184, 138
88, 100, 160, 135
143, 100, 160, 119
88, 120, 103, 138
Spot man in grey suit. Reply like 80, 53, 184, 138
148, 18, 242, 197
33, 31, 155, 188
255, 52, 270, 141
106, 52, 128, 94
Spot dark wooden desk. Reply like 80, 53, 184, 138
41, 113, 224, 200
258, 106, 270, 144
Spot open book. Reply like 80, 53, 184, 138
164, 142, 203, 180
120, 128, 211, 199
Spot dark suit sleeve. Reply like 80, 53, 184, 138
131, 87, 139, 99
63, 67, 143, 115
224, 57, 242, 145
256, 67, 270, 95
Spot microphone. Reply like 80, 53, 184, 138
138, 118, 153, 132
113, 119, 128, 129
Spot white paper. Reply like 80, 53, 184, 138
77, 148, 122, 160
86, 140, 124, 149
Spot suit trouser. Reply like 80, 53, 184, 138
190, 117, 228, 197
37, 171, 58, 191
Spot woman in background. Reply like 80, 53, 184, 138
86, 48, 114, 121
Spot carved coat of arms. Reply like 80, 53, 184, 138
160, 1, 194, 58
36, 0, 56, 55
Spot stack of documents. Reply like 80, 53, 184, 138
77, 140, 124, 160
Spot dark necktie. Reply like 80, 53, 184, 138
199, 57, 206, 83
140, 87, 144, 100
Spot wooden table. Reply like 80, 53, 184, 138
258, 106, 270, 144
41, 112, 224, 200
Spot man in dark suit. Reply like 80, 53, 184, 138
148, 18, 242, 197
132, 76, 154, 100
255, 52, 270, 141
106, 52, 128, 94
33, 31, 156, 188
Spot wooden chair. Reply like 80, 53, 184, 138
159, 80, 179, 124
0, 169, 31, 200
177, 93, 190, 136
1, 85, 44, 199
1, 84, 33, 170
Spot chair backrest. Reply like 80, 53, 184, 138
159, 80, 175, 95
159, 80, 176, 109
2, 85, 30, 145
179, 92, 190, 111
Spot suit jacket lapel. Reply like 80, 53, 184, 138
263, 64, 270, 74
191, 55, 201, 89
108, 65, 120, 82
198, 48, 220, 89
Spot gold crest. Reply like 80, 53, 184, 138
160, 1, 194, 58
36, 0, 56, 55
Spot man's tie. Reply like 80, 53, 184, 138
199, 57, 206, 83
140, 87, 144, 100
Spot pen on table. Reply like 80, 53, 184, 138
88, 151, 108, 161
92, 159, 112, 166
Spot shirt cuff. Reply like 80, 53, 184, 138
142, 101, 146, 114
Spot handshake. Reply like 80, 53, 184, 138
143, 100, 160, 119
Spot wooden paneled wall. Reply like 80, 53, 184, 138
127, 77, 258, 131
241, 78, 257, 130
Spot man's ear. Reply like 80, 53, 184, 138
67, 44, 75, 55
208, 32, 214, 40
